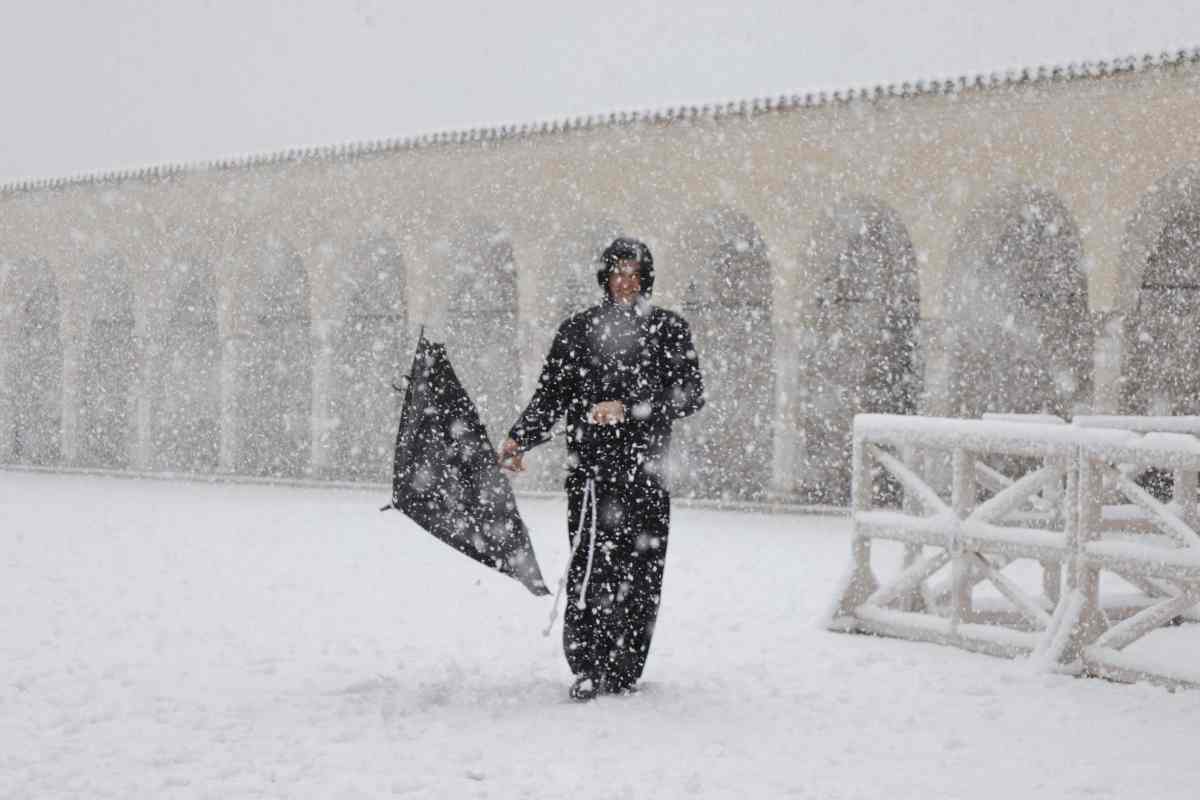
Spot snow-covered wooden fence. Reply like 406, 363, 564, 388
826, 414, 1200, 688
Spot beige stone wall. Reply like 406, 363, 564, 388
3, 56, 1200, 498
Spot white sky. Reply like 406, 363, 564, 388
3, 0, 1200, 184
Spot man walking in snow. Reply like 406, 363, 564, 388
498, 237, 705, 701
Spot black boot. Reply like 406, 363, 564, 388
601, 676, 638, 696
568, 675, 599, 702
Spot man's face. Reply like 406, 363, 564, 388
608, 259, 641, 305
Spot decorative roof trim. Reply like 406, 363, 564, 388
3, 45, 1200, 196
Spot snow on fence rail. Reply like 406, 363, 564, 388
826, 414, 1200, 688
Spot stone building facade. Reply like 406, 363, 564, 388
3, 50, 1200, 503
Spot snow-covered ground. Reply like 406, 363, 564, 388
4, 471, 1200, 799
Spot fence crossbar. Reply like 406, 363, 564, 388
1112, 472, 1200, 550
972, 553, 1053, 629
970, 463, 1063, 525
1092, 589, 1200, 652
864, 444, 949, 516
867, 550, 951, 609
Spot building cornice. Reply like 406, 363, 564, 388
3, 45, 1199, 197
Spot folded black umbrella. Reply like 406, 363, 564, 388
385, 333, 549, 596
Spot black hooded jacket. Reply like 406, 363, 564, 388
509, 296, 705, 485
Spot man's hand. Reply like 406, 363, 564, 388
590, 400, 626, 425
497, 438, 526, 473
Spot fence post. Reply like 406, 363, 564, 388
1176, 469, 1198, 529
1042, 454, 1066, 605
949, 446, 974, 628
1061, 449, 1109, 665
828, 429, 879, 625
898, 444, 927, 612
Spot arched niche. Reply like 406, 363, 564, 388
677, 206, 774, 501
944, 185, 1091, 419
238, 236, 312, 477
543, 218, 624, 319
79, 255, 138, 469
153, 259, 220, 472
330, 235, 407, 481
1120, 167, 1200, 416
4, 258, 63, 464
441, 218, 520, 445
799, 198, 922, 504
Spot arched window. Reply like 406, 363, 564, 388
79, 256, 138, 468
801, 200, 921, 504
331, 236, 407, 481
678, 207, 774, 501
5, 259, 62, 465
238, 237, 312, 477
441, 219, 520, 444
154, 261, 220, 472
1122, 204, 1200, 416
945, 186, 1090, 419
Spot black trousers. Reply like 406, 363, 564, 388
562, 471, 670, 688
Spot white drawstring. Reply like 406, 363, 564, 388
577, 480, 600, 610
542, 477, 598, 637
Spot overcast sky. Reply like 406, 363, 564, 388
3, 0, 1200, 184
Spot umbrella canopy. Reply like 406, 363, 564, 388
387, 334, 549, 596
